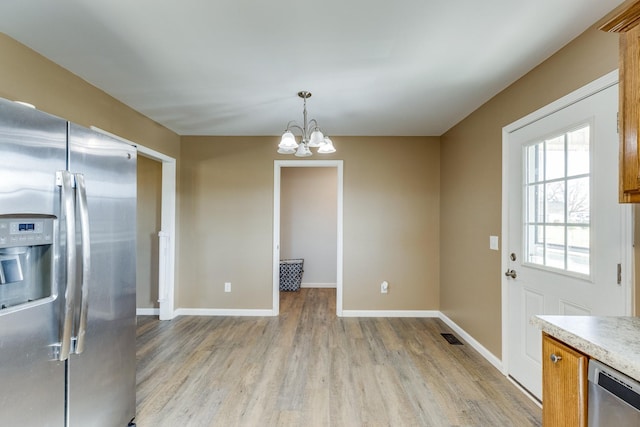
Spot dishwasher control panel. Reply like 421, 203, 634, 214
588, 359, 640, 426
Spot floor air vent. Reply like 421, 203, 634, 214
441, 333, 463, 345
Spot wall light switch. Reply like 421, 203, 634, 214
224, 282, 231, 292
489, 236, 499, 251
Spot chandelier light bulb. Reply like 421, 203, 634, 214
308, 129, 325, 147
294, 143, 312, 157
278, 130, 298, 150
317, 137, 336, 154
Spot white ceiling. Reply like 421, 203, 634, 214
0, 0, 625, 136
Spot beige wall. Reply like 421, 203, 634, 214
440, 25, 620, 358
137, 155, 163, 309
0, 34, 180, 159
281, 167, 337, 286
179, 136, 440, 311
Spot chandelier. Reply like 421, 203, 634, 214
277, 91, 336, 157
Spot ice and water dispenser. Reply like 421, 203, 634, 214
0, 215, 54, 310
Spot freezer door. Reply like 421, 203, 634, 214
0, 98, 67, 426
68, 124, 137, 426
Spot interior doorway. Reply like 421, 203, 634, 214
90, 127, 177, 320
137, 145, 176, 321
280, 167, 337, 288
273, 160, 344, 316
137, 155, 162, 314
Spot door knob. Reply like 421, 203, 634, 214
504, 269, 517, 279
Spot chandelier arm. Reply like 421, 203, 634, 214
308, 119, 320, 130
285, 120, 299, 130
286, 124, 304, 135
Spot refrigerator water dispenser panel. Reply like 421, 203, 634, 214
0, 216, 55, 310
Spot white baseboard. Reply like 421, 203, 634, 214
438, 312, 503, 372
137, 308, 160, 316
300, 283, 337, 288
341, 310, 440, 318
174, 308, 275, 317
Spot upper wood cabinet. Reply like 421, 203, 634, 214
601, 1, 640, 202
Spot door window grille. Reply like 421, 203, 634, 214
524, 124, 590, 276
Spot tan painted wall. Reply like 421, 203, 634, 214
440, 25, 620, 358
137, 155, 163, 309
281, 167, 338, 286
179, 136, 440, 311
0, 34, 180, 159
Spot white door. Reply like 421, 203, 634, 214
505, 81, 631, 399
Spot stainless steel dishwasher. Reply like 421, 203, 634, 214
588, 359, 640, 426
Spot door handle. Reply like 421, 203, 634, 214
74, 173, 90, 355
57, 171, 77, 361
504, 269, 517, 279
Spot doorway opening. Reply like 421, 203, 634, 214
137, 155, 162, 315
90, 127, 177, 321
273, 160, 344, 316
137, 145, 176, 320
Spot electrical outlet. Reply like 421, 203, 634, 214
224, 282, 231, 292
381, 281, 388, 294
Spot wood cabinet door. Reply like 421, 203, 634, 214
600, 1, 640, 202
619, 24, 640, 202
542, 334, 588, 427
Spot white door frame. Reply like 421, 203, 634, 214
90, 127, 177, 320
139, 146, 177, 321
273, 160, 344, 316
500, 70, 633, 374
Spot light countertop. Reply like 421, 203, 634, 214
532, 315, 640, 381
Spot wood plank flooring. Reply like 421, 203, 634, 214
136, 288, 541, 426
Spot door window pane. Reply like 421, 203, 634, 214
545, 135, 565, 180
545, 181, 565, 223
523, 124, 590, 276
545, 225, 565, 269
567, 226, 589, 274
527, 144, 543, 183
567, 177, 589, 224
526, 184, 544, 223
567, 127, 590, 177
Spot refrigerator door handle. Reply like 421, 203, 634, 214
57, 170, 77, 361
74, 173, 90, 355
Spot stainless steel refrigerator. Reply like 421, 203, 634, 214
0, 97, 137, 426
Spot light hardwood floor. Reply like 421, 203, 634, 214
136, 288, 541, 426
